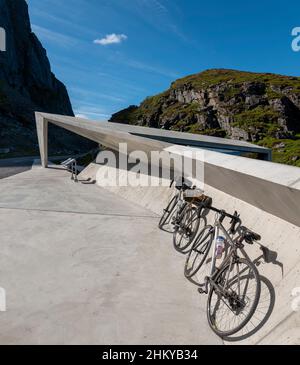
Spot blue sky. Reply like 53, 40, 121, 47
27, 0, 300, 120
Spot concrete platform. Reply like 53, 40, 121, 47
81, 160, 300, 345
0, 164, 221, 345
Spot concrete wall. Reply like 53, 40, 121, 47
79, 158, 300, 345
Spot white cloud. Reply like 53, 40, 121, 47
75, 110, 111, 120
75, 114, 89, 119
74, 103, 111, 120
94, 33, 128, 46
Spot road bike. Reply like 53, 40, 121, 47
159, 177, 210, 254
185, 203, 261, 337
158, 177, 193, 232
172, 189, 211, 254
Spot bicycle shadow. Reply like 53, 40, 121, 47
79, 178, 96, 185
255, 245, 284, 277
159, 210, 177, 233
215, 245, 280, 342
222, 275, 275, 342
220, 245, 282, 342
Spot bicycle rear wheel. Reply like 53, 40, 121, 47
173, 205, 201, 254
158, 194, 178, 231
184, 225, 214, 281
207, 257, 261, 338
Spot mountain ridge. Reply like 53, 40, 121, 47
110, 69, 300, 166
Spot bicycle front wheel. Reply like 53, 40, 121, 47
173, 205, 201, 254
184, 225, 214, 282
207, 257, 261, 338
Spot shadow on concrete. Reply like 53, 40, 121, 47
258, 245, 284, 277
47, 166, 66, 171
159, 211, 177, 234
80, 178, 96, 185
223, 275, 275, 342
219, 245, 279, 342
47, 165, 96, 184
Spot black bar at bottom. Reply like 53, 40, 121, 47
0, 345, 298, 362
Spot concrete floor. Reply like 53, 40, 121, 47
0, 163, 221, 345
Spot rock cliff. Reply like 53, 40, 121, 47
0, 0, 95, 157
110, 69, 300, 166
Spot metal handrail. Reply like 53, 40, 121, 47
61, 158, 78, 182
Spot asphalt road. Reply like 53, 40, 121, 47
0, 153, 86, 179
0, 156, 35, 179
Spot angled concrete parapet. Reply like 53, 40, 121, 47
35, 112, 299, 226
35, 112, 48, 168
35, 111, 272, 161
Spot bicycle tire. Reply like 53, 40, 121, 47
184, 225, 214, 280
207, 257, 261, 338
173, 205, 201, 254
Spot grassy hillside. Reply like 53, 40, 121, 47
110, 69, 300, 167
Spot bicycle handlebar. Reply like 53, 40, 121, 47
229, 211, 240, 234
209, 206, 240, 229
169, 177, 195, 190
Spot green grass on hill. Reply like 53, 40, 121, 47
172, 69, 300, 94
257, 135, 300, 167
232, 106, 281, 138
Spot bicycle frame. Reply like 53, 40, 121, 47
204, 213, 240, 294
173, 190, 187, 225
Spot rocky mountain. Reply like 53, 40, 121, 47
0, 0, 95, 157
110, 69, 300, 166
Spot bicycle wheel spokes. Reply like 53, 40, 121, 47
173, 206, 201, 254
184, 225, 214, 282
207, 258, 261, 337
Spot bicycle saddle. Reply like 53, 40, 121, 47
183, 190, 212, 208
175, 177, 193, 191
240, 226, 261, 243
